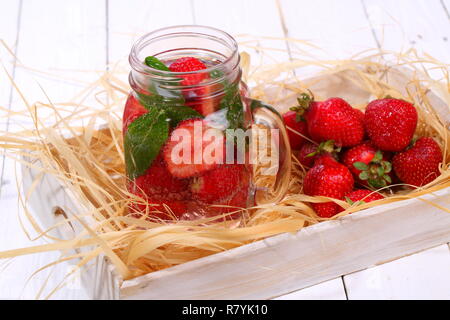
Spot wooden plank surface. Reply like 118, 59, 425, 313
274, 278, 347, 300
0, 0, 449, 300
108, 0, 194, 63
0, 0, 107, 299
121, 187, 450, 300
344, 245, 450, 300
278, 0, 378, 59
362, 0, 450, 61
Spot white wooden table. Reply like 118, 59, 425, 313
0, 0, 449, 300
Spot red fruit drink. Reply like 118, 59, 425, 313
123, 26, 291, 221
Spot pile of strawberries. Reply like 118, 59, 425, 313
283, 94, 443, 218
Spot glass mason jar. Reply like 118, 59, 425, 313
123, 25, 291, 221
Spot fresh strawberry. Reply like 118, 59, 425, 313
393, 137, 442, 187
364, 98, 418, 151
169, 57, 221, 116
191, 164, 244, 203
294, 94, 364, 147
217, 167, 251, 218
214, 184, 250, 218
163, 119, 225, 178
283, 110, 308, 149
297, 142, 318, 167
353, 108, 365, 122
344, 189, 384, 206
169, 57, 208, 87
297, 140, 340, 168
341, 142, 393, 188
123, 94, 148, 133
303, 155, 354, 218
129, 154, 189, 199
127, 153, 191, 219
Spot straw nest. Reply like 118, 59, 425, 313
0, 36, 449, 290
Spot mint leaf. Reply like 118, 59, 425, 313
142, 56, 183, 99
220, 83, 244, 130
137, 92, 202, 127
124, 109, 169, 179
210, 69, 225, 79
144, 56, 170, 71
164, 106, 202, 127
138, 92, 184, 110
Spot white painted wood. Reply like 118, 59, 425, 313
192, 0, 290, 64
278, 0, 378, 59
344, 245, 450, 300
0, 0, 107, 299
274, 277, 347, 300
108, 0, 194, 63
280, 0, 450, 300
363, 0, 450, 62
120, 187, 450, 299
443, 0, 450, 19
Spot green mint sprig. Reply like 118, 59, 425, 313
124, 108, 169, 179
144, 56, 170, 71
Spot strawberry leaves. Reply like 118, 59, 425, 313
354, 150, 393, 189
124, 109, 169, 179
290, 92, 313, 122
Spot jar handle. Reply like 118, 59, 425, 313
249, 99, 291, 205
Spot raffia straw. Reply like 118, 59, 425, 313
0, 37, 449, 293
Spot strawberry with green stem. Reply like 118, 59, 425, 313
297, 140, 340, 168
283, 98, 309, 149
293, 93, 365, 147
343, 189, 384, 208
393, 137, 442, 187
342, 142, 393, 189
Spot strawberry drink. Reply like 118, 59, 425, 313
123, 26, 291, 221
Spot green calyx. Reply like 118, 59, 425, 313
306, 140, 341, 159
354, 150, 392, 189
290, 92, 314, 122
345, 196, 365, 206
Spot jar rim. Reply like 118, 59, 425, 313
129, 25, 239, 77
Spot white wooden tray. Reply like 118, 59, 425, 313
20, 67, 450, 300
